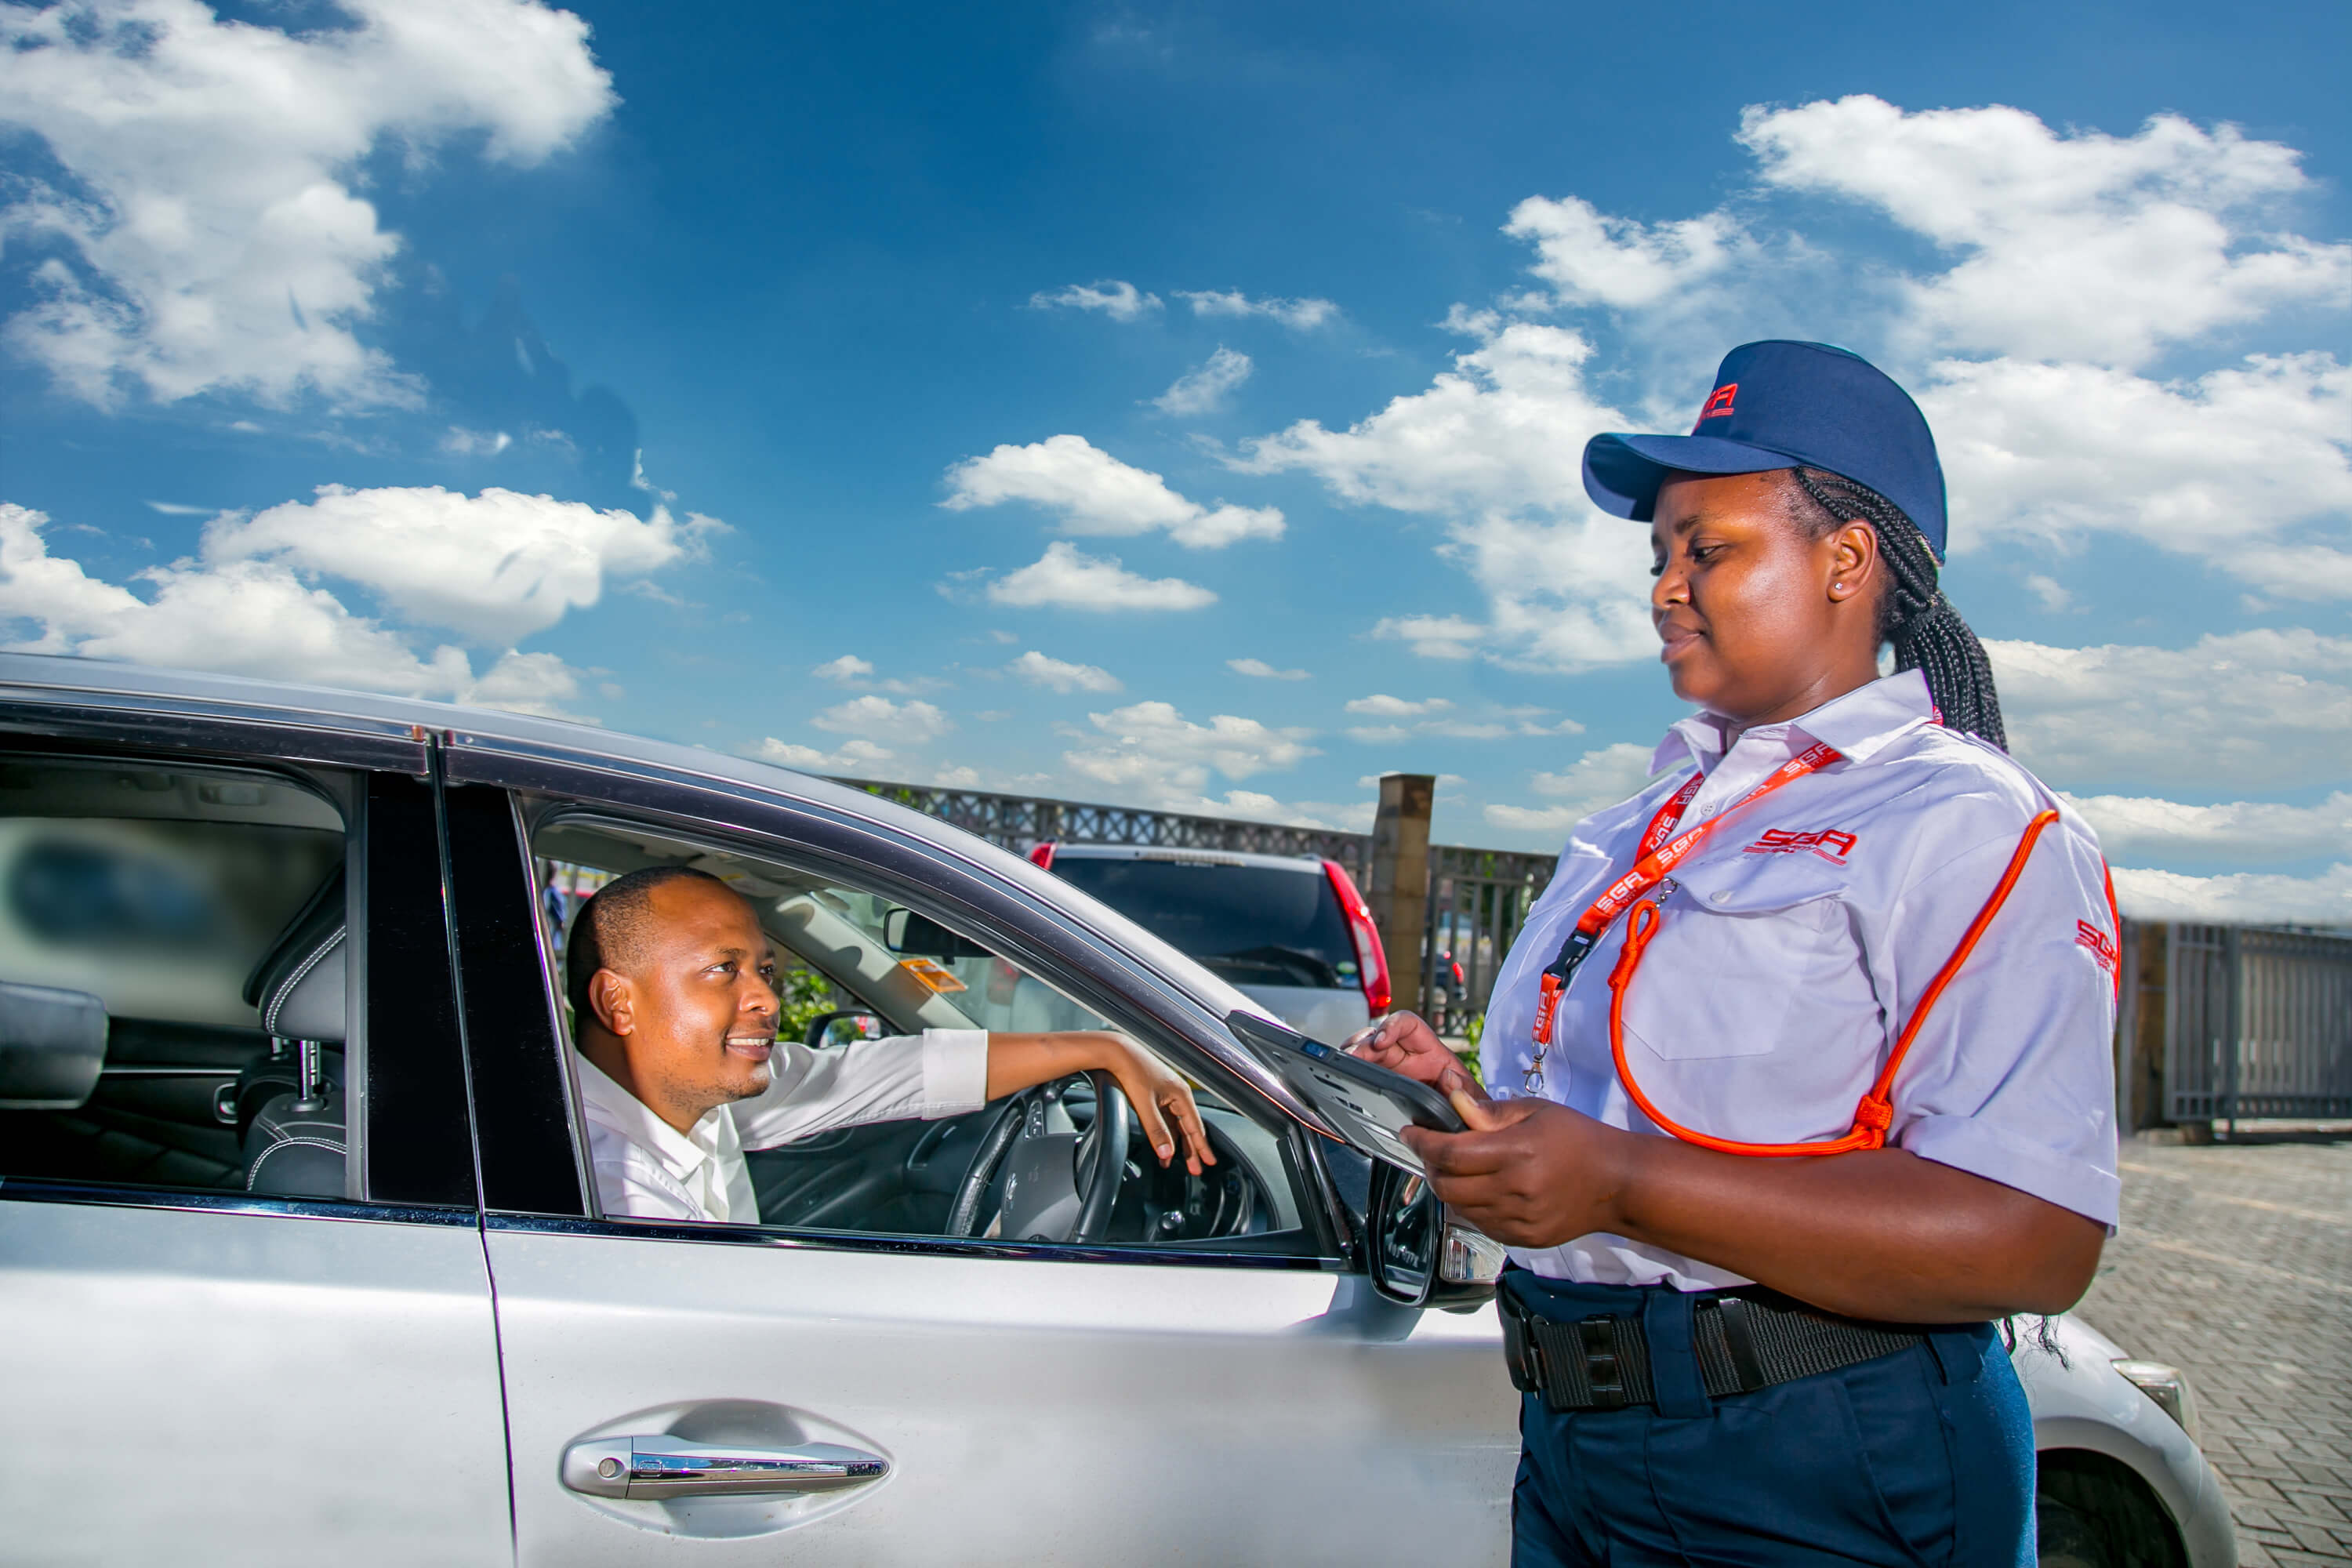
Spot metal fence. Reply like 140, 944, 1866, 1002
1424, 845, 1555, 1029
2163, 924, 2352, 1125
834, 775, 1555, 1027
833, 777, 1375, 883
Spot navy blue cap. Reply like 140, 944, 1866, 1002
1583, 340, 1949, 559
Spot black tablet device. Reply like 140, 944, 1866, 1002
1227, 1011, 1465, 1175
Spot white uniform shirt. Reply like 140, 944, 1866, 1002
577, 1028, 990, 1224
1489, 670, 2120, 1290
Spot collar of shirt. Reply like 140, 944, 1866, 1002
574, 1051, 746, 1222
1650, 668, 1936, 786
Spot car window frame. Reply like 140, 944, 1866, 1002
0, 714, 482, 1222
446, 773, 1353, 1268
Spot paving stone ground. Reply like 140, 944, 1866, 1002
2074, 1133, 2352, 1566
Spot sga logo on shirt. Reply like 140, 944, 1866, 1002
1744, 826, 1857, 864
2075, 920, 2120, 976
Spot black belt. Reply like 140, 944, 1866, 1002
1499, 1283, 1929, 1411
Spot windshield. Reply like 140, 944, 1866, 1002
1047, 858, 1356, 992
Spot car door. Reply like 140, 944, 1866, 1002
432, 754, 1517, 1567
0, 708, 510, 1566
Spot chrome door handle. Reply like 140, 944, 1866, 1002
562, 1435, 889, 1499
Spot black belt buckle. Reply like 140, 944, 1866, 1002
1578, 1316, 1630, 1410
1500, 1288, 1546, 1396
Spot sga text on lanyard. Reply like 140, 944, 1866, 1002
1524, 739, 1841, 1092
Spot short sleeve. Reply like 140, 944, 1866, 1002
732, 1028, 991, 1150
1878, 815, 2121, 1229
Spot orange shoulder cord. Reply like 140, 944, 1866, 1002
1605, 808, 2074, 1158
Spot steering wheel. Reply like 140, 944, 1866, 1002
945, 1071, 1134, 1243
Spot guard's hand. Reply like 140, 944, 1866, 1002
1344, 1011, 1464, 1089
1099, 1039, 1216, 1177
1399, 1083, 1632, 1250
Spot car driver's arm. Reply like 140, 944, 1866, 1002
984, 1031, 1215, 1174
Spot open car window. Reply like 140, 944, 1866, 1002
525, 810, 1318, 1258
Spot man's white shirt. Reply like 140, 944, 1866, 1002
577, 1028, 989, 1225
1487, 670, 2122, 1290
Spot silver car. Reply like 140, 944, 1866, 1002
0, 655, 2231, 1567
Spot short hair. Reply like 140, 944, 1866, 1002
564, 866, 735, 1029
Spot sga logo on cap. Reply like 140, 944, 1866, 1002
1693, 383, 1737, 427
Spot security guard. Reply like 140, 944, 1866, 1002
1352, 341, 2118, 1566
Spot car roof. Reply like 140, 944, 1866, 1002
1047, 843, 1330, 873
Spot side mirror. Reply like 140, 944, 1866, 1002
881, 907, 993, 960
1367, 1157, 1508, 1310
0, 981, 110, 1110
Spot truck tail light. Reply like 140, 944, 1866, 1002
1028, 841, 1056, 870
1322, 859, 1391, 1014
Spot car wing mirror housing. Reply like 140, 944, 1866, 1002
0, 981, 110, 1110
1366, 1158, 1507, 1310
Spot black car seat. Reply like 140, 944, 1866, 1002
236, 866, 349, 1197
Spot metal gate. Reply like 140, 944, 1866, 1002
1418, 845, 1554, 1030
2165, 924, 2352, 1124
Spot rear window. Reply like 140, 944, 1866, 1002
1049, 857, 1357, 991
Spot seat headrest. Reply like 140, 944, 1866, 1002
0, 981, 109, 1110
244, 866, 347, 1043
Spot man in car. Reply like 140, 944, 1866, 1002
567, 866, 1213, 1224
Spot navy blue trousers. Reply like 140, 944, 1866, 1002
1506, 1272, 2035, 1568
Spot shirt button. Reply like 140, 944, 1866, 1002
1710, 889, 1733, 904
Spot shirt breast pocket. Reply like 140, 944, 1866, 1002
1616, 871, 1867, 1063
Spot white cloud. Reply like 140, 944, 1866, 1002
2111, 863, 2352, 927
1483, 742, 1660, 837
2066, 791, 2352, 865
944, 434, 1282, 549
1240, 316, 1655, 670
441, 427, 513, 457
811, 695, 951, 746
1925, 354, 2352, 597
0, 0, 615, 408
2022, 574, 2074, 612
753, 735, 895, 775
1229, 657, 1308, 680
462, 648, 590, 720
1369, 614, 1486, 661
1154, 347, 1253, 416
1061, 699, 1318, 811
1504, 195, 1749, 310
205, 484, 705, 641
1345, 694, 1454, 717
1987, 630, 2352, 792
985, 542, 1217, 612
813, 654, 875, 684
0, 500, 587, 717
1029, 280, 1161, 321
1741, 96, 2352, 369
1008, 649, 1121, 694
1174, 290, 1340, 329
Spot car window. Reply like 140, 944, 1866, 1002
1047, 855, 1359, 991
0, 753, 352, 1199
527, 812, 1314, 1255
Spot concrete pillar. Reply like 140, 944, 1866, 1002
1368, 772, 1434, 1017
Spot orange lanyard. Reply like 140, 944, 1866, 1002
1603, 808, 2064, 1156
1526, 739, 1842, 1078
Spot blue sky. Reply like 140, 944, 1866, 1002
2, 0, 2347, 923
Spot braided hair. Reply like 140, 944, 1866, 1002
1786, 467, 2008, 751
